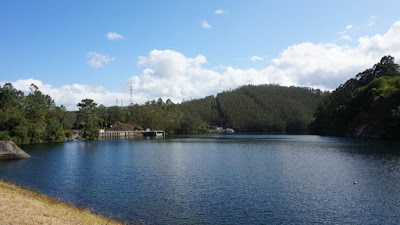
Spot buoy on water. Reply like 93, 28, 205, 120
354, 181, 357, 185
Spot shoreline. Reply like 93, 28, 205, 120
0, 179, 123, 225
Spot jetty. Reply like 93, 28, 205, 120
142, 129, 165, 137
98, 131, 140, 139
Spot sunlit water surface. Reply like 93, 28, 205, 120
1, 135, 400, 224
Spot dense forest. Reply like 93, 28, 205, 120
0, 84, 70, 144
0, 82, 324, 144
310, 56, 400, 138
217, 85, 324, 132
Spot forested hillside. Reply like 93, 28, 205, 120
94, 85, 324, 134
0, 82, 324, 144
310, 56, 400, 138
217, 85, 324, 132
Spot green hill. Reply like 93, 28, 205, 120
310, 56, 400, 138
216, 85, 324, 132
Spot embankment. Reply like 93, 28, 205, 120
0, 179, 122, 225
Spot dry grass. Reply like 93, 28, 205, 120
0, 179, 123, 225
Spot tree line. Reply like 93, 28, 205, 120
0, 82, 326, 144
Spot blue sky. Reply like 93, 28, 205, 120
1, 0, 400, 109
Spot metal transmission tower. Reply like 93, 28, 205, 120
129, 80, 133, 106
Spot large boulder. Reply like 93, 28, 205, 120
0, 141, 30, 160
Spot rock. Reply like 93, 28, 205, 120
0, 141, 30, 160
347, 123, 380, 138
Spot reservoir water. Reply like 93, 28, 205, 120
1, 135, 400, 224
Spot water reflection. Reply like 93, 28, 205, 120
0, 135, 399, 224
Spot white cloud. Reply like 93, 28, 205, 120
215, 9, 224, 15
341, 35, 352, 41
211, 64, 228, 71
127, 49, 293, 104
106, 32, 124, 40
358, 20, 400, 56
87, 52, 115, 68
201, 20, 212, 29
369, 16, 377, 26
250, 56, 264, 62
129, 21, 400, 100
4, 20, 400, 110
339, 24, 356, 41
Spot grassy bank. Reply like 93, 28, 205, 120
0, 179, 122, 225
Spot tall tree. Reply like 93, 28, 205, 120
77, 99, 100, 140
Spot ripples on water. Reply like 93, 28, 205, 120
1, 135, 400, 224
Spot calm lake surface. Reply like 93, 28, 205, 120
1, 135, 400, 224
